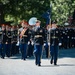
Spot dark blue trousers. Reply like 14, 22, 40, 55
0, 44, 2, 57
50, 45, 58, 64
34, 45, 42, 65
6, 44, 11, 57
27, 44, 33, 57
1, 44, 6, 58
11, 42, 16, 55
20, 43, 28, 60
44, 43, 49, 58
0, 44, 11, 58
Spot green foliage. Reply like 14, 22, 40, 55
51, 0, 75, 25
0, 0, 75, 26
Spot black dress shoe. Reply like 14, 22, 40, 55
35, 63, 37, 65
50, 60, 53, 64
38, 64, 41, 66
1, 56, 4, 59
23, 58, 26, 60
35, 61, 38, 65
54, 63, 57, 65
21, 57, 23, 59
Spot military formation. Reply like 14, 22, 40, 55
59, 26, 75, 49
0, 18, 75, 66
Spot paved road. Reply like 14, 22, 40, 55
0, 48, 75, 75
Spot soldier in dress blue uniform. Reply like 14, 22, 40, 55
44, 25, 50, 58
32, 20, 46, 66
16, 26, 20, 54
66, 27, 71, 49
11, 26, 18, 56
0, 26, 2, 57
1, 24, 7, 59
5, 24, 12, 57
62, 28, 68, 49
73, 27, 75, 47
27, 26, 34, 57
19, 20, 31, 60
70, 27, 75, 48
49, 21, 60, 65
58, 27, 63, 49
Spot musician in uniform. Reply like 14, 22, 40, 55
49, 21, 60, 65
32, 20, 46, 66
19, 20, 31, 60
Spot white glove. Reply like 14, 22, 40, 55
28, 41, 30, 45
48, 43, 50, 45
31, 41, 34, 45
44, 43, 46, 46
59, 43, 62, 46
16, 41, 20, 46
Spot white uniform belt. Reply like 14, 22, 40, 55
0, 32, 2, 34
23, 35, 27, 37
51, 36, 58, 39
35, 35, 42, 38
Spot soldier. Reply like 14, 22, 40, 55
19, 20, 31, 60
1, 24, 7, 59
73, 27, 75, 47
16, 26, 20, 54
44, 25, 51, 58
11, 26, 18, 56
49, 21, 60, 65
58, 27, 63, 49
27, 26, 34, 57
62, 27, 68, 49
27, 39, 34, 57
0, 26, 2, 57
5, 24, 12, 57
70, 27, 74, 48
32, 20, 46, 66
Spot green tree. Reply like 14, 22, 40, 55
0, 0, 75, 26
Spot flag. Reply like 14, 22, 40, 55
42, 9, 51, 25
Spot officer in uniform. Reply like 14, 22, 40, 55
11, 26, 18, 56
49, 21, 60, 65
0, 26, 2, 57
69, 27, 74, 48
62, 28, 68, 49
73, 27, 75, 47
27, 39, 34, 57
1, 24, 7, 59
5, 24, 12, 57
32, 20, 46, 66
16, 26, 20, 54
44, 26, 49, 58
19, 20, 31, 60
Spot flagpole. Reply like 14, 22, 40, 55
48, 1, 52, 59
49, 1, 52, 25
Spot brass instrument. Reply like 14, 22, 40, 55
28, 17, 37, 26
